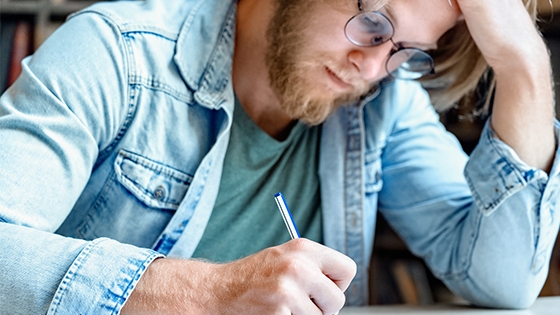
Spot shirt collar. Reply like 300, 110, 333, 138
174, 0, 237, 110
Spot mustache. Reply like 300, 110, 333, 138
300, 56, 372, 94
331, 67, 371, 91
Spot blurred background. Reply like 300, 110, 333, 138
1, 0, 560, 305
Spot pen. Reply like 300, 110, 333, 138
274, 192, 340, 315
274, 192, 300, 239
274, 192, 338, 315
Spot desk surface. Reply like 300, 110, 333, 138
340, 297, 559, 315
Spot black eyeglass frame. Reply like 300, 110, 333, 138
344, 9, 435, 80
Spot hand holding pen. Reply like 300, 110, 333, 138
123, 193, 356, 315
274, 192, 356, 315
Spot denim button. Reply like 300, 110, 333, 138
153, 185, 166, 201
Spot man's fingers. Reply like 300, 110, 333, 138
305, 240, 357, 291
307, 273, 347, 314
283, 238, 357, 292
279, 239, 355, 313
321, 254, 357, 292
289, 289, 325, 315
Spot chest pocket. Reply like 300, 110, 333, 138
77, 149, 192, 248
115, 150, 192, 209
365, 149, 383, 195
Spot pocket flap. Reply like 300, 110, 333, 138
114, 149, 192, 210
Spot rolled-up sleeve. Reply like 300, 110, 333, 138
48, 238, 162, 315
0, 224, 162, 315
455, 119, 560, 308
377, 80, 560, 309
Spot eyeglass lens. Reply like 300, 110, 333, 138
345, 12, 394, 47
344, 11, 434, 79
386, 49, 434, 80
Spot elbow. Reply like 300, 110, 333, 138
446, 272, 544, 309
476, 290, 538, 310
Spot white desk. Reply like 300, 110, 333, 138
340, 296, 559, 315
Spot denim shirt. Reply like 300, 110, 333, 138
1, 0, 559, 313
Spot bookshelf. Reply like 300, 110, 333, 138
0, 0, 100, 46
0, 0, 101, 92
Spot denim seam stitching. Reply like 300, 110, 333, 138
76, 171, 118, 240
95, 21, 137, 165
111, 251, 164, 315
48, 239, 100, 314
118, 150, 193, 184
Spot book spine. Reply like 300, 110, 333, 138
7, 20, 33, 87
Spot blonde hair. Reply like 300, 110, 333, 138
420, 0, 539, 115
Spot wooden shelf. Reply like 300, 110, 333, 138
0, 0, 101, 48
50, 1, 97, 16
0, 1, 44, 15
0, 0, 98, 16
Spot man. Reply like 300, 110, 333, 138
0, 0, 557, 314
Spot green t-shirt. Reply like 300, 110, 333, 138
191, 98, 323, 263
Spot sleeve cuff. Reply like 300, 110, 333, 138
465, 119, 560, 216
48, 238, 163, 315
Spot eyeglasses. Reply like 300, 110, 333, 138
344, 4, 435, 80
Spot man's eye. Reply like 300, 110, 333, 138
363, 15, 385, 31
357, 0, 363, 11
364, 16, 379, 26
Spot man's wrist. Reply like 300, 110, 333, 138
121, 258, 219, 315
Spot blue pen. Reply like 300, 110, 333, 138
274, 192, 300, 239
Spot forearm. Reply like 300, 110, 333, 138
491, 39, 556, 172
121, 258, 217, 315
455, 0, 556, 172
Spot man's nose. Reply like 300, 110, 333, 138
347, 41, 394, 82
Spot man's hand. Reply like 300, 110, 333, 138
454, 0, 545, 72
121, 238, 357, 315
456, 0, 556, 172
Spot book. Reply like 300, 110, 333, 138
7, 19, 33, 88
0, 19, 17, 92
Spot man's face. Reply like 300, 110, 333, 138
264, 0, 461, 125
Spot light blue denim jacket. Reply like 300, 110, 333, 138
1, 0, 559, 314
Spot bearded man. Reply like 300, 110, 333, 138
0, 0, 557, 314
